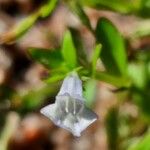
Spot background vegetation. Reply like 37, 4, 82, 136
0, 0, 150, 150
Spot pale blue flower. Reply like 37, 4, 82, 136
40, 73, 98, 137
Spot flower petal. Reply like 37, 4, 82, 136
40, 104, 64, 126
57, 73, 83, 100
78, 106, 98, 132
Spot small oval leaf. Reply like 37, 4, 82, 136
95, 17, 127, 76
62, 31, 77, 69
28, 48, 63, 68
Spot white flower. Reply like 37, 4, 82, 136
40, 73, 98, 137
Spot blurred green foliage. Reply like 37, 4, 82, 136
0, 0, 150, 150
128, 130, 150, 150
0, 0, 58, 43
106, 107, 119, 150
80, 0, 140, 13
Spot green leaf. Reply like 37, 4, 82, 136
46, 74, 66, 83
14, 14, 38, 38
95, 71, 131, 87
46, 66, 84, 84
45, 64, 70, 83
140, 0, 150, 17
62, 30, 77, 69
0, 13, 38, 43
28, 48, 63, 68
67, 1, 93, 31
39, 0, 58, 18
105, 107, 119, 150
95, 17, 127, 76
80, 0, 140, 14
84, 79, 97, 108
91, 44, 102, 77
0, 0, 58, 44
70, 28, 89, 67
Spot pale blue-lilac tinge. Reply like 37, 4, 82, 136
40, 73, 98, 137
